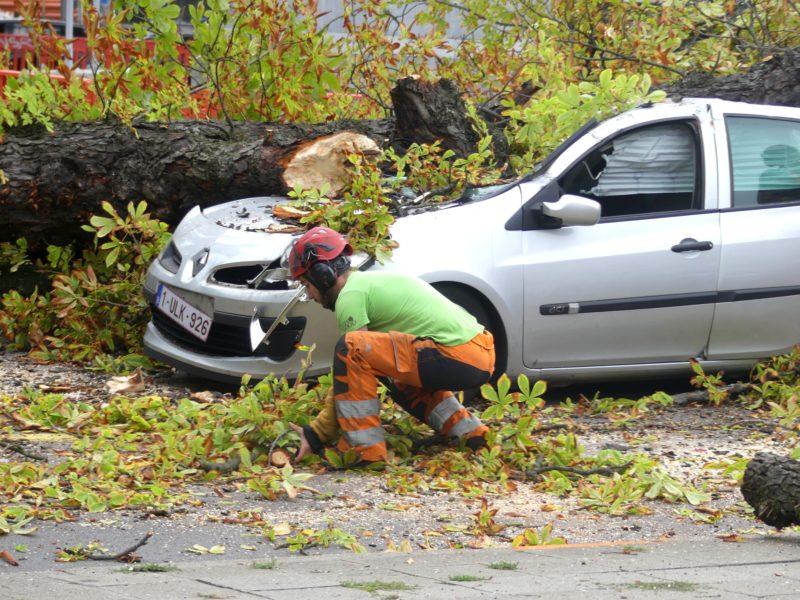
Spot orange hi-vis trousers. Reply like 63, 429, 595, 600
331, 330, 495, 462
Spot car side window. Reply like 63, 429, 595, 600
559, 121, 700, 218
726, 116, 800, 208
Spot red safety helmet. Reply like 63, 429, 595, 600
288, 226, 353, 280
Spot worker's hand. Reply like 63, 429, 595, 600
289, 423, 312, 462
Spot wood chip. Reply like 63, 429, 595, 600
270, 449, 292, 467
266, 223, 304, 234
272, 205, 311, 220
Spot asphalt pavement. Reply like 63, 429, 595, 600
2, 535, 800, 599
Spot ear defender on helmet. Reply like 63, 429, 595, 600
307, 255, 351, 292
309, 261, 337, 291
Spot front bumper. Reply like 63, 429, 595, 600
143, 269, 339, 384
144, 322, 330, 383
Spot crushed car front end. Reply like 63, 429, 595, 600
142, 197, 340, 382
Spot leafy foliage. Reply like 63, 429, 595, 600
286, 523, 365, 554
511, 523, 566, 548
4, 0, 796, 130
0, 201, 168, 364
504, 69, 666, 172
0, 373, 327, 520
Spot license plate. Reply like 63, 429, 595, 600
155, 284, 213, 342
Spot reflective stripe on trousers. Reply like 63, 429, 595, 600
424, 393, 484, 439
332, 330, 492, 462
342, 426, 385, 448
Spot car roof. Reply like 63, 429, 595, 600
660, 97, 800, 116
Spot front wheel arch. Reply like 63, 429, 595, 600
432, 282, 508, 382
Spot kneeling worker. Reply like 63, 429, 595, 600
289, 226, 495, 465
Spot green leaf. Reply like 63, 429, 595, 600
684, 489, 711, 506
496, 374, 511, 399
89, 215, 112, 228
517, 374, 530, 397
480, 383, 498, 403
105, 247, 120, 267
101, 201, 116, 217
239, 446, 252, 470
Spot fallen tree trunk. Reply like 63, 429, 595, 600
0, 77, 497, 248
0, 119, 390, 247
741, 452, 800, 529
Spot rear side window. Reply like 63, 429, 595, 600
727, 116, 800, 208
559, 121, 700, 218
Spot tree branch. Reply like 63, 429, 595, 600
87, 531, 153, 561
0, 439, 46, 461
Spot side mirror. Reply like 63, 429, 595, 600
542, 194, 601, 226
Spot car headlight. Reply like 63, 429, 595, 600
159, 241, 182, 274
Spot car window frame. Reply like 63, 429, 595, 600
507, 116, 709, 231
565, 118, 706, 224
722, 114, 800, 213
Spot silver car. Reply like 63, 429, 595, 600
143, 98, 800, 383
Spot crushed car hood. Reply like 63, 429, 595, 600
170, 197, 298, 282
204, 196, 291, 232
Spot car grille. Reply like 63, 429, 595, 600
151, 306, 305, 361
210, 260, 289, 290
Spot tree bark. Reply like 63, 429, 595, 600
664, 47, 800, 107
741, 452, 800, 529
0, 118, 390, 247
391, 76, 491, 158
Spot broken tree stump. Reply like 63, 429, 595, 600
391, 76, 481, 158
741, 452, 800, 529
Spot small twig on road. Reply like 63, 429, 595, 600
533, 423, 571, 433
87, 531, 153, 562
672, 383, 751, 406
273, 541, 320, 555
0, 439, 46, 461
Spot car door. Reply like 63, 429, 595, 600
518, 110, 722, 369
707, 109, 800, 360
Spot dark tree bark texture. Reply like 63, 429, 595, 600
391, 77, 481, 158
741, 452, 800, 529
664, 47, 800, 107
0, 118, 390, 247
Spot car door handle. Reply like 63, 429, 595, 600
671, 239, 713, 253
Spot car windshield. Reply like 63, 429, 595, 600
458, 117, 600, 204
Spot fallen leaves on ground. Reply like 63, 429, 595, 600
1, 353, 795, 554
